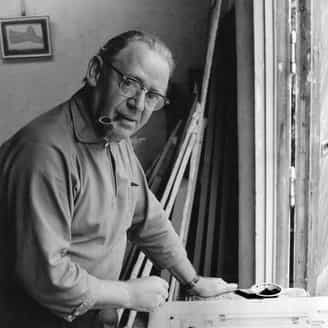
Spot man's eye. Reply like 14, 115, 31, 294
122, 78, 136, 87
146, 92, 159, 101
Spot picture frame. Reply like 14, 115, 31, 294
0, 16, 52, 59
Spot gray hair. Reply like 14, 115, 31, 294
97, 30, 175, 77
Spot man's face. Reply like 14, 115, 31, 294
93, 42, 170, 141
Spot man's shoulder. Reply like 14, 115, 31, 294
0, 98, 76, 166
21, 101, 72, 144
0, 99, 77, 175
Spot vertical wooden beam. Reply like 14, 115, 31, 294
275, 0, 292, 287
294, 0, 311, 289
192, 101, 215, 273
235, 0, 255, 288
253, 0, 267, 284
192, 0, 223, 274
253, 0, 279, 284
168, 119, 205, 300
200, 0, 223, 110
203, 74, 221, 276
263, 0, 277, 284
307, 0, 328, 295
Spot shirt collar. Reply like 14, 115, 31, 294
69, 88, 106, 144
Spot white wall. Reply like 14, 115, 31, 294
0, 0, 209, 143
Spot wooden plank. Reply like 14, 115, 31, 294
148, 120, 182, 186
189, 0, 223, 273
216, 144, 229, 275
181, 119, 206, 247
170, 179, 189, 236
165, 133, 197, 215
192, 99, 215, 273
174, 93, 198, 155
203, 73, 221, 276
307, 0, 328, 295
160, 99, 199, 207
275, 0, 292, 287
253, 0, 267, 283
293, 0, 311, 289
235, 0, 255, 288
168, 119, 205, 300
200, 0, 223, 109
253, 0, 279, 284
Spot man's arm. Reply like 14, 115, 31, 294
7, 141, 169, 319
7, 142, 100, 320
92, 276, 168, 311
127, 155, 237, 298
168, 259, 238, 297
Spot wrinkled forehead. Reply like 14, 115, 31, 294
113, 42, 170, 92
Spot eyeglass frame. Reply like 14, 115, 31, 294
101, 58, 170, 111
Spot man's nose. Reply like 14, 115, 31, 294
129, 90, 146, 112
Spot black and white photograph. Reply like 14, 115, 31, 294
1, 1, 328, 328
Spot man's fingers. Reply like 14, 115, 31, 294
216, 280, 238, 295
160, 278, 169, 289
224, 283, 238, 291
151, 275, 169, 289
162, 289, 169, 299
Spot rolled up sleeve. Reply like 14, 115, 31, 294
7, 142, 98, 321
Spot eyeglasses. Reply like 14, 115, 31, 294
106, 62, 170, 111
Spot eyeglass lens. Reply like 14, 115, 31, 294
119, 77, 165, 111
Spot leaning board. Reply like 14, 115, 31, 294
148, 297, 328, 328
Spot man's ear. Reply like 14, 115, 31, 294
86, 56, 104, 87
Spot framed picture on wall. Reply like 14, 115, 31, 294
0, 16, 52, 59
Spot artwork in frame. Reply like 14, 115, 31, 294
0, 16, 52, 59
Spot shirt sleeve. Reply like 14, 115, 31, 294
127, 151, 189, 270
5, 141, 99, 321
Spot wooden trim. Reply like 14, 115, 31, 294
275, 0, 292, 287
253, 0, 278, 284
191, 0, 223, 274
293, 0, 311, 289
192, 100, 215, 273
235, 0, 255, 288
200, 0, 223, 109
168, 119, 205, 301
253, 0, 266, 283
264, 0, 277, 284
307, 0, 321, 295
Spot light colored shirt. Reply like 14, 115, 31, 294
0, 88, 187, 321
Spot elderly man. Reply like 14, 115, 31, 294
0, 30, 237, 327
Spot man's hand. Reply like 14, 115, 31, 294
124, 276, 168, 312
189, 277, 238, 298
